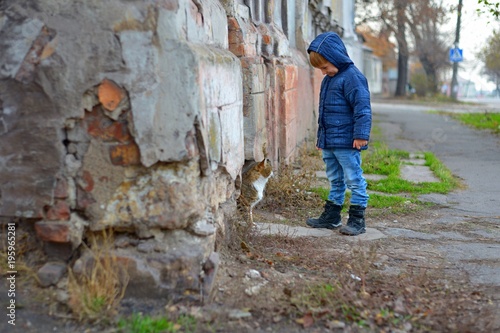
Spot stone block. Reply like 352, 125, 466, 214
109, 236, 215, 302
243, 92, 266, 160
219, 103, 245, 180
189, 219, 216, 236
37, 262, 67, 287
42, 242, 73, 261
0, 16, 44, 80
243, 63, 266, 94
98, 163, 207, 232
202, 252, 220, 301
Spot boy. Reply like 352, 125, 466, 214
305, 32, 372, 236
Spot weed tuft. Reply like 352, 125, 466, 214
68, 230, 129, 322
117, 313, 178, 333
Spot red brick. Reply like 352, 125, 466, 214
284, 64, 298, 91
45, 200, 70, 221
229, 44, 245, 57
227, 17, 240, 31
86, 109, 131, 143
80, 170, 94, 192
281, 89, 298, 125
228, 30, 243, 45
76, 187, 96, 210
98, 79, 125, 111
35, 221, 70, 243
280, 120, 298, 162
109, 142, 141, 166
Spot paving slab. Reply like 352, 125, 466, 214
439, 243, 500, 285
400, 164, 440, 183
402, 158, 427, 165
255, 222, 386, 241
364, 174, 388, 181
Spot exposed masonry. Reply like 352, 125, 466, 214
0, 0, 335, 303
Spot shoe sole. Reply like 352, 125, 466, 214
306, 222, 342, 229
339, 228, 366, 236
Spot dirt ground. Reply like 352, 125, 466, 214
2, 201, 499, 333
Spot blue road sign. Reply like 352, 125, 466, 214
449, 48, 463, 62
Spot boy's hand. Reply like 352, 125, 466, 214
353, 139, 368, 150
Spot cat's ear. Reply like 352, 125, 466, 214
256, 159, 266, 170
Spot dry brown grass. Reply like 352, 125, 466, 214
0, 222, 37, 281
258, 143, 325, 222
67, 230, 129, 322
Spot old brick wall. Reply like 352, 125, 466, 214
224, 1, 317, 166
0, 0, 343, 303
0, 0, 243, 301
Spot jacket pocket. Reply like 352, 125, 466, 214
324, 116, 353, 138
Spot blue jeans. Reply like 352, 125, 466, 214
322, 148, 369, 207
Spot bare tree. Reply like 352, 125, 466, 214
356, 0, 411, 97
407, 0, 451, 95
356, 0, 451, 97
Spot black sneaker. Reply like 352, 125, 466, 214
306, 201, 342, 229
339, 205, 366, 235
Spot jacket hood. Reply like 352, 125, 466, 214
307, 32, 353, 71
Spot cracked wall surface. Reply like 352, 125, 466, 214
0, 0, 339, 302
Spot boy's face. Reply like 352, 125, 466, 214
318, 61, 339, 77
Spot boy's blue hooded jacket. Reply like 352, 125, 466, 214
307, 32, 372, 150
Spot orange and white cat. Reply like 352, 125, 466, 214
237, 158, 273, 225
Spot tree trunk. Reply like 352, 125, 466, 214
420, 57, 438, 95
